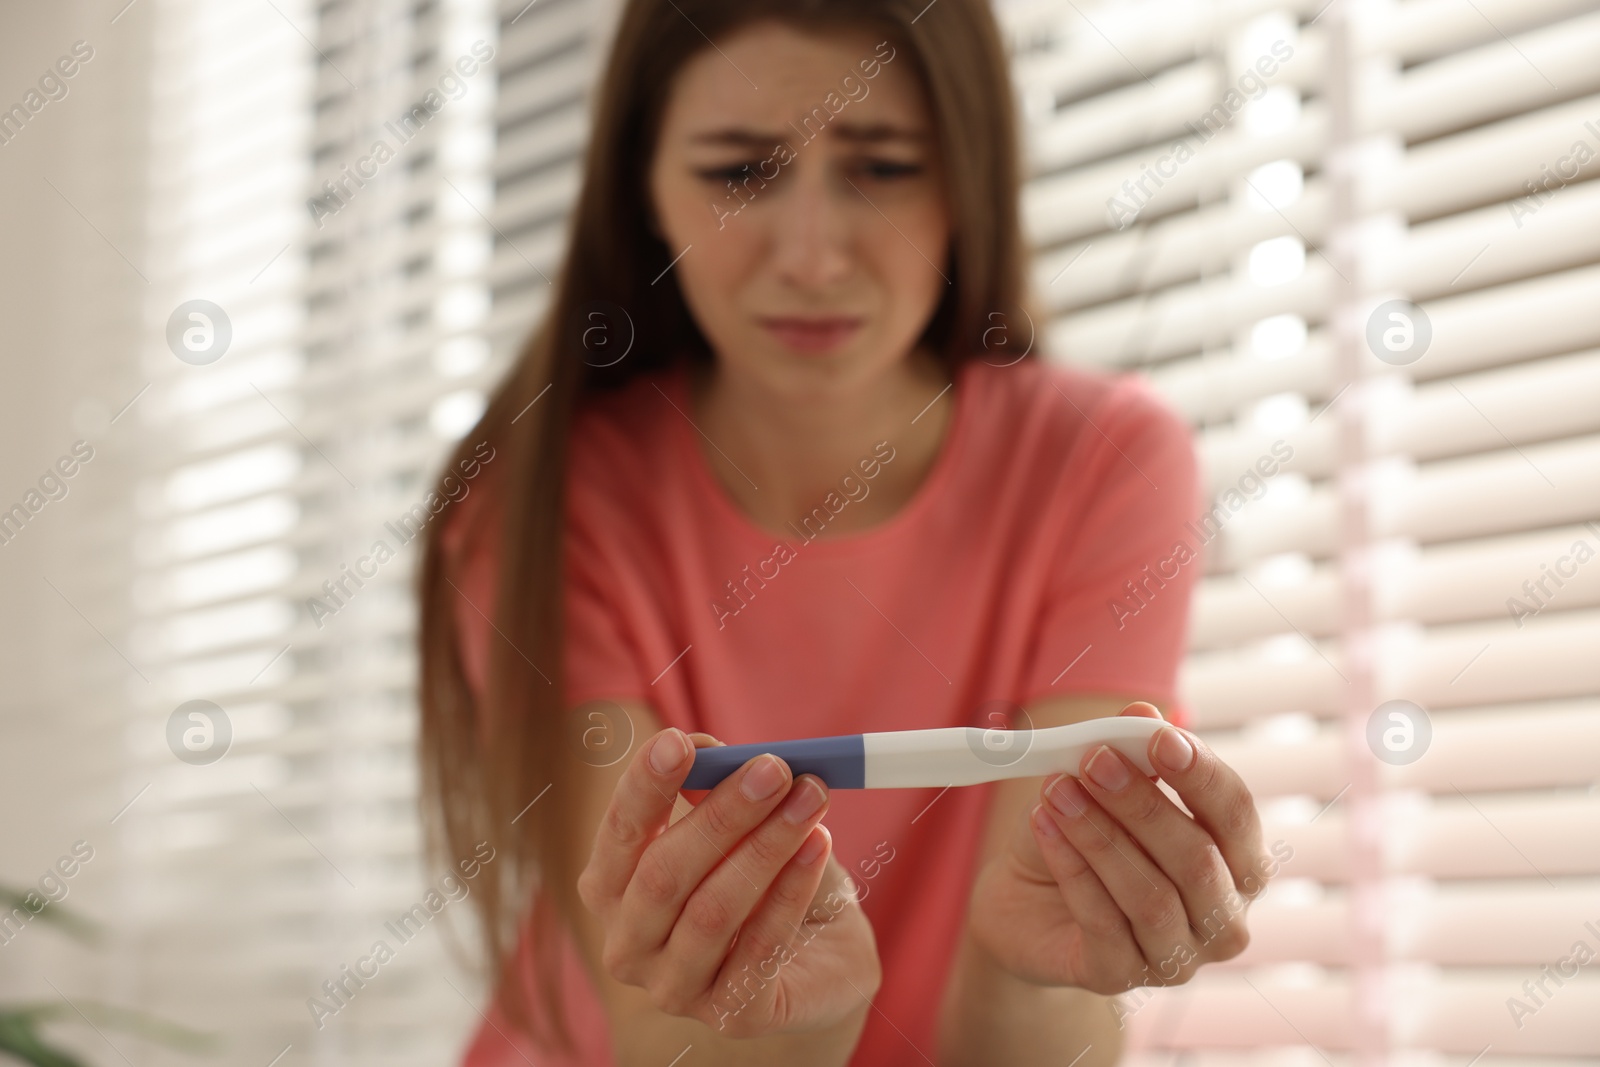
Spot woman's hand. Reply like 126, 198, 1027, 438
575, 727, 881, 1038
967, 703, 1274, 995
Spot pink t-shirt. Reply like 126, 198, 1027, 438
447, 353, 1202, 1066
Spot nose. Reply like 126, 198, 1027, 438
768, 158, 854, 292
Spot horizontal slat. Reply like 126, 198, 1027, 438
497, 0, 590, 68
492, 106, 588, 204
1374, 0, 1600, 66
494, 42, 590, 125
1183, 609, 1600, 726
1050, 260, 1334, 369
1028, 59, 1235, 174
1255, 791, 1600, 883
1191, 520, 1600, 644
491, 157, 581, 243
1212, 434, 1600, 566
1199, 881, 1600, 969
1025, 103, 1326, 250
1205, 699, 1600, 800
1193, 344, 1600, 501
1377, 10, 1600, 143
1007, 0, 1319, 109
1396, 92, 1600, 224
1124, 970, 1600, 1054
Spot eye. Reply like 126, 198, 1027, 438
697, 163, 766, 184
857, 161, 923, 180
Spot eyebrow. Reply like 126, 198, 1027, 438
689, 122, 930, 146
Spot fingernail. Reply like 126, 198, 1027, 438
1085, 746, 1130, 791
1031, 803, 1061, 838
649, 729, 688, 774
1047, 775, 1089, 817
795, 825, 829, 865
741, 755, 786, 801
781, 778, 825, 823
1155, 727, 1195, 772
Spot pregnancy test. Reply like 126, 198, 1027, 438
680, 717, 1169, 790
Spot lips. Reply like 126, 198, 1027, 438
759, 316, 864, 354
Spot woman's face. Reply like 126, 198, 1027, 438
647, 19, 950, 396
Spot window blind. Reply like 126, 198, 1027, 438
115, 0, 1600, 1064
121, 0, 501, 1063
998, 0, 1600, 1061
483, 0, 615, 362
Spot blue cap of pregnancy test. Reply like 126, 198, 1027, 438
681, 734, 866, 790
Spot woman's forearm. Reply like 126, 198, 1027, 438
608, 998, 870, 1067
936, 925, 1124, 1067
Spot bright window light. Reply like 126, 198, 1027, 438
1243, 85, 1300, 137
1251, 313, 1307, 359
1248, 236, 1305, 286
165, 444, 301, 511
167, 495, 299, 558
1250, 391, 1309, 434
434, 335, 490, 377
1243, 160, 1303, 211
430, 389, 486, 439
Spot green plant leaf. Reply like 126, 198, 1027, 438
0, 1008, 90, 1067
0, 887, 103, 947
50, 1001, 218, 1055
1, 1001, 219, 1059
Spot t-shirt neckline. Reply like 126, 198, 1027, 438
666, 358, 976, 559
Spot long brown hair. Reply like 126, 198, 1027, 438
416, 0, 1041, 1052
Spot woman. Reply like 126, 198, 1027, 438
419, 0, 1270, 1064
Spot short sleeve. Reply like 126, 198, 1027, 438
1019, 375, 1204, 729
562, 477, 651, 710
439, 457, 648, 715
